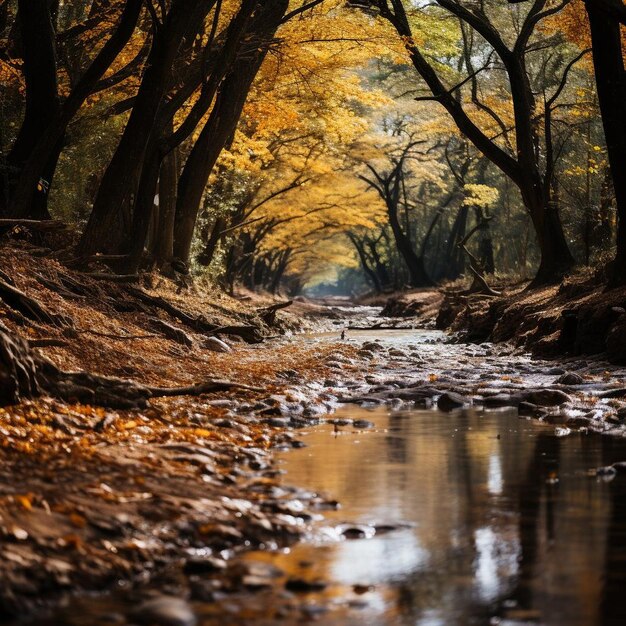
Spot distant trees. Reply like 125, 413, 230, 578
358, 135, 434, 287
368, 0, 593, 285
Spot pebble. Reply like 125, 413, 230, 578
183, 557, 228, 575
285, 578, 327, 592
437, 392, 470, 411
555, 372, 585, 385
203, 337, 232, 353
130, 596, 196, 626
523, 389, 571, 407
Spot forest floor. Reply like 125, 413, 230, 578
0, 242, 376, 619
2, 242, 626, 623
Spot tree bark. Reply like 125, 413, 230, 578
1, 0, 60, 219
173, 0, 289, 265
152, 145, 179, 268
585, 0, 626, 287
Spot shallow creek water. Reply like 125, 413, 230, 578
24, 330, 626, 626
233, 406, 626, 626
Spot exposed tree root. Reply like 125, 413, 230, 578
148, 317, 194, 347
467, 265, 501, 297
258, 300, 293, 325
125, 286, 264, 343
28, 338, 70, 348
459, 245, 501, 297
81, 272, 140, 282
0, 277, 72, 326
0, 324, 262, 409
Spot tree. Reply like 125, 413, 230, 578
582, 0, 626, 286
2, 0, 146, 219
359, 135, 434, 287
366, 0, 586, 285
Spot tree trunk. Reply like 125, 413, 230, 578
173, 0, 289, 265
1, 0, 59, 218
368, 240, 391, 290
152, 145, 179, 268
585, 0, 626, 287
523, 184, 575, 286
349, 234, 381, 293
78, 0, 212, 256
197, 216, 226, 267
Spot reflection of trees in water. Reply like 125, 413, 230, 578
507, 433, 561, 612
390, 412, 520, 625
385, 413, 409, 464
600, 437, 626, 626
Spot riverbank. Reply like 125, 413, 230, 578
2, 243, 626, 623
377, 270, 626, 363
0, 243, 373, 618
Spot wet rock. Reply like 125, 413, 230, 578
214, 419, 235, 429
228, 561, 284, 591
341, 527, 367, 539
373, 523, 406, 534
482, 393, 522, 408
326, 360, 344, 369
353, 419, 374, 429
301, 605, 329, 618
596, 466, 617, 481
203, 337, 232, 353
555, 372, 585, 385
437, 391, 470, 411
330, 418, 352, 426
131, 596, 196, 626
358, 349, 376, 359
523, 389, 571, 407
361, 341, 384, 352
393, 387, 438, 404
261, 417, 290, 428
518, 401, 540, 416
183, 556, 228, 575
285, 578, 327, 592
599, 388, 626, 399
388, 348, 406, 357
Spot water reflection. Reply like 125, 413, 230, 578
243, 406, 626, 626
22, 406, 626, 625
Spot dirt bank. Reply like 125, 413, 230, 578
434, 272, 626, 363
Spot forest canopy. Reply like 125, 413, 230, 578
0, 0, 624, 295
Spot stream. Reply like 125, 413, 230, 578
21, 328, 626, 626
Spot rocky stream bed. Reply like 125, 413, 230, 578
4, 305, 626, 626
